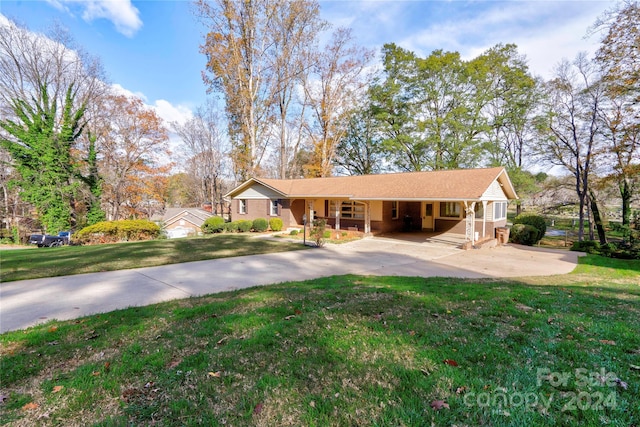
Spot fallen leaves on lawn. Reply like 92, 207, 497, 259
253, 402, 264, 415
630, 364, 640, 371
22, 402, 39, 411
207, 371, 222, 378
216, 337, 227, 346
456, 386, 468, 394
599, 339, 616, 345
443, 359, 459, 367
52, 385, 64, 393
430, 400, 450, 410
284, 315, 296, 320
167, 359, 181, 369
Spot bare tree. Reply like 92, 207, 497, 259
592, 1, 640, 229
302, 27, 374, 177
536, 54, 604, 241
0, 18, 106, 121
266, 0, 326, 178
172, 103, 229, 213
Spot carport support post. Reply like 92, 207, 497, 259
482, 200, 487, 239
335, 201, 340, 231
364, 201, 371, 234
464, 201, 476, 244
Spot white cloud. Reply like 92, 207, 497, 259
153, 99, 193, 127
45, 0, 142, 37
110, 83, 147, 101
110, 83, 193, 126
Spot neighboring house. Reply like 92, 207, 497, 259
225, 167, 518, 244
162, 208, 215, 238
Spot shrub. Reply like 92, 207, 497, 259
289, 229, 299, 236
202, 216, 225, 234
571, 240, 640, 260
224, 221, 239, 233
237, 220, 253, 233
310, 218, 327, 247
252, 218, 269, 232
509, 224, 539, 246
571, 240, 601, 254
75, 219, 160, 244
512, 212, 546, 244
269, 217, 283, 232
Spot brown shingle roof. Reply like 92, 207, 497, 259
229, 167, 517, 200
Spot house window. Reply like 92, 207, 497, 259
270, 200, 278, 216
391, 201, 398, 219
239, 199, 247, 214
329, 200, 364, 219
494, 201, 507, 220
440, 202, 461, 218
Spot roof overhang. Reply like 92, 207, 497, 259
224, 178, 289, 199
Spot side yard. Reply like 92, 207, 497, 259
0, 234, 307, 282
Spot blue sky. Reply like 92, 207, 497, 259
0, 0, 614, 125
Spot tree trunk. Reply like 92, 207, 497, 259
620, 178, 631, 227
589, 189, 607, 245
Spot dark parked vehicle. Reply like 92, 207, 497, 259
29, 232, 70, 247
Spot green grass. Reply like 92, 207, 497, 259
0, 234, 307, 282
1, 255, 638, 426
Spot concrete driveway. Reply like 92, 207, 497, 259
0, 238, 583, 333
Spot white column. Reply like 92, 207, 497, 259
364, 201, 371, 234
482, 200, 487, 239
308, 200, 314, 222
335, 201, 341, 231
464, 201, 476, 243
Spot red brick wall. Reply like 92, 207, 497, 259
232, 199, 292, 226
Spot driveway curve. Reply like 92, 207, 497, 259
0, 238, 583, 333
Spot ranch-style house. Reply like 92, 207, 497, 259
225, 167, 518, 245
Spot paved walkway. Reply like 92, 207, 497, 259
0, 238, 583, 333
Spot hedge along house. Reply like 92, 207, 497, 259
225, 167, 518, 245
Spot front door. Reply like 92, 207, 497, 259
422, 203, 434, 230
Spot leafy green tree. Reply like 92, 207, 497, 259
333, 105, 383, 175
370, 43, 538, 172
369, 44, 429, 171
476, 44, 540, 170
0, 84, 87, 232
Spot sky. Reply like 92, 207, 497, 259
0, 0, 616, 127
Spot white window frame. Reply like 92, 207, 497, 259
239, 199, 247, 214
493, 201, 507, 220
270, 200, 278, 216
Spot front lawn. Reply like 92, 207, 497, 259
0, 234, 307, 282
1, 255, 638, 426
